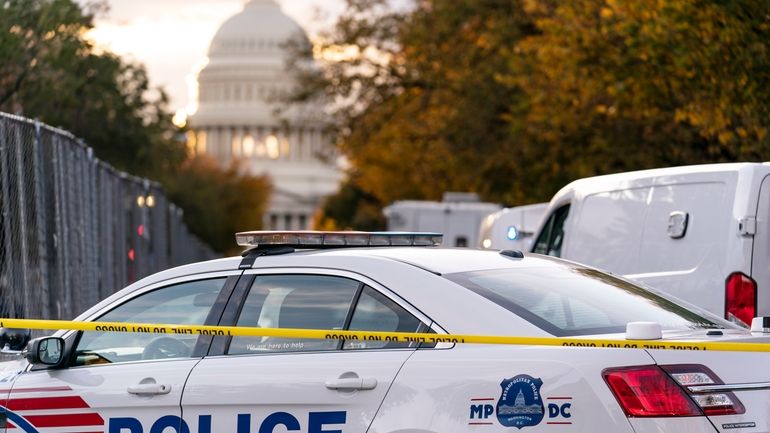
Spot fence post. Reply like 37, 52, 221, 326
51, 133, 69, 320
12, 122, 32, 319
0, 117, 16, 318
32, 120, 50, 319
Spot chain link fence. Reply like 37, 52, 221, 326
0, 112, 216, 322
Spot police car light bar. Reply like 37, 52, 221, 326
235, 231, 443, 248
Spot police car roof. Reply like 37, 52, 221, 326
71, 247, 571, 338
292, 246, 539, 275
106, 247, 545, 295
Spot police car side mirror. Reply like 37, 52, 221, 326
26, 337, 65, 367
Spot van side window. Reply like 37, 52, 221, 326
532, 204, 570, 257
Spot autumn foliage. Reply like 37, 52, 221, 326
160, 157, 271, 255
0, 0, 271, 252
296, 0, 770, 227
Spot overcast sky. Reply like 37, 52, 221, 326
83, 0, 346, 115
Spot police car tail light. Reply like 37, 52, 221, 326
661, 364, 745, 416
725, 272, 756, 327
603, 366, 702, 417
235, 231, 443, 248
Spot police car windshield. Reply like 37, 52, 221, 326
444, 265, 738, 337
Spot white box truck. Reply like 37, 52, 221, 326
384, 193, 501, 247
531, 162, 770, 327
477, 203, 548, 251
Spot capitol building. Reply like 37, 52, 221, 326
188, 0, 342, 230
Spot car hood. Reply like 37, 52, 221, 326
0, 356, 29, 395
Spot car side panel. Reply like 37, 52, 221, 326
368, 345, 651, 433
629, 418, 718, 433
8, 359, 199, 432
182, 350, 414, 433
647, 349, 770, 433
0, 358, 28, 429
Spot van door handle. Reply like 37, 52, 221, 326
127, 383, 171, 395
325, 377, 377, 391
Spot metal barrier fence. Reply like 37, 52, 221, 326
0, 112, 216, 321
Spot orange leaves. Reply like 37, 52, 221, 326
309, 0, 770, 229
507, 0, 770, 166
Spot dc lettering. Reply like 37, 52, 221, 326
548, 403, 571, 419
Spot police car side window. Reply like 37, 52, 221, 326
73, 278, 226, 366
342, 286, 424, 350
227, 275, 359, 355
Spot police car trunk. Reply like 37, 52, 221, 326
640, 330, 770, 433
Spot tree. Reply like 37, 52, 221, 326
503, 0, 770, 197
0, 0, 186, 176
295, 0, 770, 228
0, 0, 272, 252
160, 157, 271, 255
291, 0, 533, 224
313, 177, 386, 230
0, 0, 92, 108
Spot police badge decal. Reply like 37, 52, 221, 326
496, 375, 545, 429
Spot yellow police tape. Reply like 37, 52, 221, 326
1, 318, 769, 353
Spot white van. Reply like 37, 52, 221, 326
477, 203, 548, 251
384, 193, 501, 247
532, 163, 770, 327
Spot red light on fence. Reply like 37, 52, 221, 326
137, 224, 145, 237
128, 249, 135, 262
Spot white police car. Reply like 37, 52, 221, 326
1, 231, 769, 433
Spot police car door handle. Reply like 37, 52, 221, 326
325, 377, 377, 391
127, 383, 172, 395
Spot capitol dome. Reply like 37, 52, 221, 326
188, 0, 341, 231
192, 0, 314, 126
208, 0, 305, 57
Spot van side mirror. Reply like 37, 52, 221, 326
26, 337, 65, 367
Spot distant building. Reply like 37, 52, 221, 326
188, 0, 341, 230
383, 193, 502, 247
